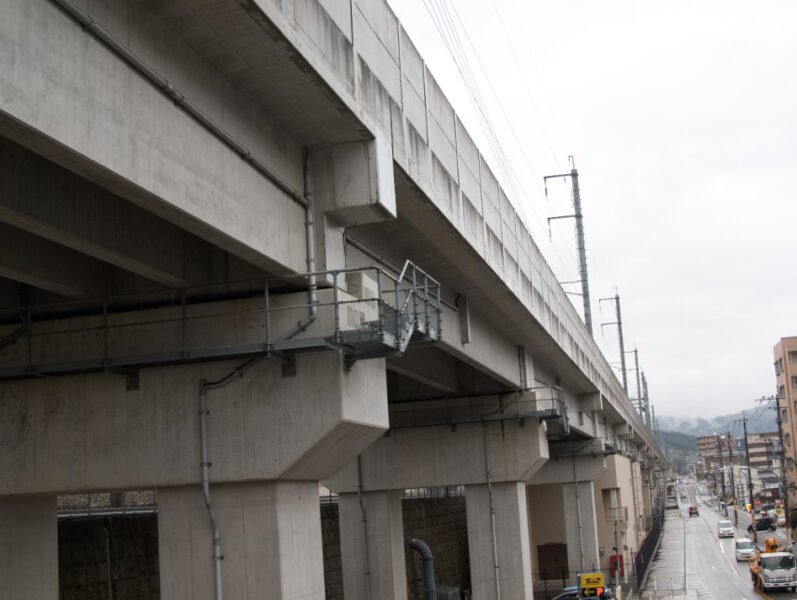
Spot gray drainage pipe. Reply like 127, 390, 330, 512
199, 358, 259, 600
409, 538, 437, 600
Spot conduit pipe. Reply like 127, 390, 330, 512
51, 0, 324, 343
408, 538, 437, 600
356, 455, 372, 599
481, 422, 502, 600
0, 310, 29, 352
48, 0, 308, 209
199, 358, 259, 600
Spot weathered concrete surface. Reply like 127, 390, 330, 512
0, 352, 387, 495
159, 482, 325, 600
466, 482, 534, 600
0, 495, 58, 600
339, 490, 408, 600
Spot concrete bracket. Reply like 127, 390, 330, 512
280, 355, 297, 378
104, 366, 139, 390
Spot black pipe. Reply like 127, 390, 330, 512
409, 538, 437, 600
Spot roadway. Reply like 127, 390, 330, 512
642, 477, 794, 600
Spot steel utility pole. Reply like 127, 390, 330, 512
544, 156, 592, 336
600, 294, 628, 394
625, 348, 643, 416
641, 372, 651, 427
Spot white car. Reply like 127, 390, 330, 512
718, 520, 734, 537
735, 538, 756, 561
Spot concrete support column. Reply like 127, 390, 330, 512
466, 481, 533, 600
562, 480, 601, 576
338, 490, 407, 600
0, 495, 58, 600
158, 481, 325, 600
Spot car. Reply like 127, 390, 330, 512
735, 538, 756, 561
552, 586, 615, 600
747, 516, 776, 533
718, 519, 734, 537
688, 505, 699, 517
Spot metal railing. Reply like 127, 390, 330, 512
0, 261, 441, 379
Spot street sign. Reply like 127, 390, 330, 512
580, 572, 605, 597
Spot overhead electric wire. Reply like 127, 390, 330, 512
421, 0, 578, 278
488, 0, 564, 174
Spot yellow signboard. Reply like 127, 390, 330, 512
580, 572, 605, 597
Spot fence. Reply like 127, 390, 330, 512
634, 510, 664, 588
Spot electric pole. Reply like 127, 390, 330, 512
774, 394, 791, 543
642, 372, 651, 427
544, 156, 593, 336
718, 434, 727, 516
600, 294, 628, 394
743, 413, 757, 542
729, 430, 738, 525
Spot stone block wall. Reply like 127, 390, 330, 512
402, 496, 470, 599
59, 515, 159, 600
59, 496, 468, 599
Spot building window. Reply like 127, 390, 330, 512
776, 360, 782, 376
789, 350, 797, 365
792, 375, 797, 390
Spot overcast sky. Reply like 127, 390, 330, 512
386, 0, 797, 419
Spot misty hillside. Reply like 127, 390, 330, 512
656, 409, 777, 437
658, 430, 697, 473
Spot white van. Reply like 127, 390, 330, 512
735, 538, 756, 561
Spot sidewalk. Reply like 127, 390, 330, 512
636, 511, 698, 600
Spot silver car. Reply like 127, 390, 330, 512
735, 538, 756, 561
718, 519, 734, 537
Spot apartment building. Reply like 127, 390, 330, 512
774, 337, 797, 510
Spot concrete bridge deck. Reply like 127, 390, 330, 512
0, 0, 667, 598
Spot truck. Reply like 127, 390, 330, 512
749, 538, 797, 592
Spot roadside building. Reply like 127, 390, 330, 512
774, 337, 797, 513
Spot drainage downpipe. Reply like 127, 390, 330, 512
408, 538, 437, 600
50, 0, 320, 341
482, 422, 502, 600
199, 358, 259, 600
303, 151, 317, 318
356, 455, 372, 599
573, 455, 585, 572
276, 151, 317, 342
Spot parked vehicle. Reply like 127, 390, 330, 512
552, 586, 614, 600
735, 538, 756, 562
718, 519, 734, 537
747, 517, 776, 533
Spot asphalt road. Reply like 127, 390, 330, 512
642, 478, 793, 600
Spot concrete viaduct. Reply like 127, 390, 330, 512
0, 0, 668, 598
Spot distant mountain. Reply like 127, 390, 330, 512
657, 409, 777, 437
658, 430, 697, 474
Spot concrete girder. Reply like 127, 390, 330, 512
0, 0, 309, 278
528, 453, 607, 486
0, 223, 119, 297
326, 418, 548, 493
0, 352, 388, 495
0, 138, 190, 287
